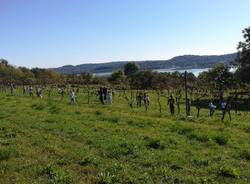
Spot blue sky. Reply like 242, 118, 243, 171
0, 0, 250, 68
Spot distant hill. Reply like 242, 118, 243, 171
52, 53, 237, 74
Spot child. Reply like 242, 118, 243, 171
107, 90, 113, 105
168, 95, 175, 115
70, 90, 77, 105
221, 97, 232, 121
209, 101, 216, 116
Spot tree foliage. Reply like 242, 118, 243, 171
123, 62, 139, 77
108, 70, 125, 86
236, 26, 250, 84
198, 64, 234, 98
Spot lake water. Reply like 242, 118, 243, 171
155, 68, 210, 76
93, 68, 211, 77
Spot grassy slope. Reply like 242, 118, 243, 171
0, 90, 249, 184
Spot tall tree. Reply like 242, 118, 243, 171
124, 62, 139, 77
198, 64, 233, 99
236, 26, 250, 84
108, 70, 125, 86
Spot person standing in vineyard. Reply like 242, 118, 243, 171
209, 101, 216, 116
28, 86, 33, 96
23, 86, 26, 94
36, 86, 43, 98
187, 98, 191, 116
10, 83, 15, 94
143, 92, 150, 110
59, 87, 65, 99
221, 97, 232, 121
70, 89, 77, 105
175, 95, 181, 114
107, 89, 113, 105
168, 95, 175, 115
98, 87, 104, 104
136, 92, 143, 108
194, 98, 201, 117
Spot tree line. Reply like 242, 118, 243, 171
0, 26, 249, 93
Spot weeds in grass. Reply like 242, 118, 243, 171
98, 171, 115, 184
147, 138, 163, 149
0, 148, 16, 161
78, 157, 98, 166
40, 165, 73, 184
239, 150, 250, 161
95, 110, 102, 115
187, 133, 210, 143
102, 117, 119, 124
218, 166, 239, 178
214, 135, 229, 145
193, 159, 209, 167
31, 103, 46, 110
0, 93, 249, 183
48, 105, 61, 114
107, 143, 135, 159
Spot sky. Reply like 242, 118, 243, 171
0, 0, 250, 68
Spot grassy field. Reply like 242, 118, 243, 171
0, 90, 249, 184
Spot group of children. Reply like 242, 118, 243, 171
98, 87, 113, 105
3, 84, 235, 120
136, 92, 150, 108
134, 91, 232, 121
168, 95, 191, 116
209, 97, 232, 121
23, 86, 43, 98
23, 85, 78, 105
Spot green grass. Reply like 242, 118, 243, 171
0, 90, 249, 183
